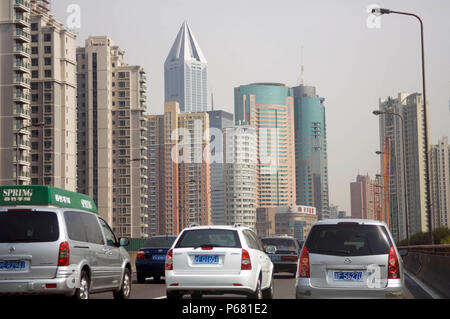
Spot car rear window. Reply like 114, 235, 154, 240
261, 238, 298, 251
144, 236, 177, 248
305, 224, 393, 257
175, 229, 241, 249
0, 210, 59, 243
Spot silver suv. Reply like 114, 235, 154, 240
0, 206, 132, 299
296, 219, 405, 299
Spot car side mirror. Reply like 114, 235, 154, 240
119, 237, 130, 247
398, 248, 408, 258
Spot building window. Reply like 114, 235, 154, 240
31, 46, 38, 54
44, 33, 51, 42
44, 58, 51, 65
44, 46, 51, 54
44, 69, 52, 77
31, 23, 38, 31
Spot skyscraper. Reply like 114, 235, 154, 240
293, 84, 329, 220
223, 125, 257, 229
378, 93, 430, 241
207, 110, 233, 225
0, 0, 77, 190
234, 83, 296, 207
350, 174, 377, 220
164, 21, 207, 113
430, 137, 450, 228
147, 102, 211, 235
77, 36, 149, 238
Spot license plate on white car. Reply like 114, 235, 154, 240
194, 255, 219, 264
0, 260, 27, 271
333, 271, 363, 282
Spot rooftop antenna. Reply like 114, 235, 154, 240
300, 45, 305, 86
211, 92, 214, 111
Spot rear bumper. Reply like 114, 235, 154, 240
165, 270, 256, 295
0, 277, 75, 296
273, 262, 297, 273
295, 278, 404, 299
136, 261, 165, 276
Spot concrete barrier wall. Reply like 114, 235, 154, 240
402, 246, 450, 298
129, 252, 137, 273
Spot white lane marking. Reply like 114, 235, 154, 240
153, 296, 166, 299
404, 269, 442, 299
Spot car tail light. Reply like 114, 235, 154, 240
58, 241, 70, 266
241, 249, 252, 270
165, 249, 173, 270
136, 251, 146, 259
298, 246, 310, 278
388, 246, 400, 279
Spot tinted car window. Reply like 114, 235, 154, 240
80, 213, 104, 245
0, 211, 59, 243
64, 211, 88, 242
175, 229, 241, 249
261, 238, 298, 251
99, 218, 119, 247
144, 236, 177, 248
305, 224, 393, 257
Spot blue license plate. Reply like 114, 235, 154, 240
152, 255, 166, 261
0, 260, 26, 271
194, 255, 219, 264
334, 271, 363, 281
270, 255, 281, 262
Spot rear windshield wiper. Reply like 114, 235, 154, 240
312, 249, 351, 255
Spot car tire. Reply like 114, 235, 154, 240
248, 275, 263, 299
262, 274, 274, 299
166, 290, 182, 299
113, 268, 132, 300
137, 273, 146, 284
73, 270, 90, 300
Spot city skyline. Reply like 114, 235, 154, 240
31, 0, 450, 213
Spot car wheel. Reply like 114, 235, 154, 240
113, 268, 132, 300
248, 275, 262, 299
262, 274, 274, 299
73, 270, 90, 300
166, 290, 182, 299
137, 273, 146, 284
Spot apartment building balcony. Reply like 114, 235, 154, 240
14, 12, 30, 27
14, 43, 30, 58
14, 59, 30, 73
13, 105, 30, 119
14, 0, 30, 12
139, 94, 147, 102
13, 91, 29, 103
14, 28, 30, 42
14, 74, 30, 89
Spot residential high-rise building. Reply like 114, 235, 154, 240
234, 83, 296, 208
207, 110, 233, 225
378, 93, 430, 241
1, 0, 32, 186
430, 137, 450, 228
147, 102, 211, 235
223, 125, 257, 229
77, 36, 149, 238
350, 174, 377, 220
0, 0, 77, 190
164, 21, 207, 113
293, 84, 329, 220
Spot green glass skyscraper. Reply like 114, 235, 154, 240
293, 85, 329, 220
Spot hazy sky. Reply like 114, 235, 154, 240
52, 0, 450, 213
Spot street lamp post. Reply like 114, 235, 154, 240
374, 110, 409, 244
15, 122, 44, 185
372, 7, 433, 244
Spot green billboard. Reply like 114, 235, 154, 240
0, 185, 97, 213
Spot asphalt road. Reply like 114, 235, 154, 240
90, 272, 428, 299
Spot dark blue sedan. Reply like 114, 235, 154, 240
136, 235, 177, 283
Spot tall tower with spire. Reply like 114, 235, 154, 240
164, 21, 208, 113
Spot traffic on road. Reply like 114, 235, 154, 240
0, 186, 434, 300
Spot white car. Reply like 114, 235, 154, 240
165, 224, 274, 299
